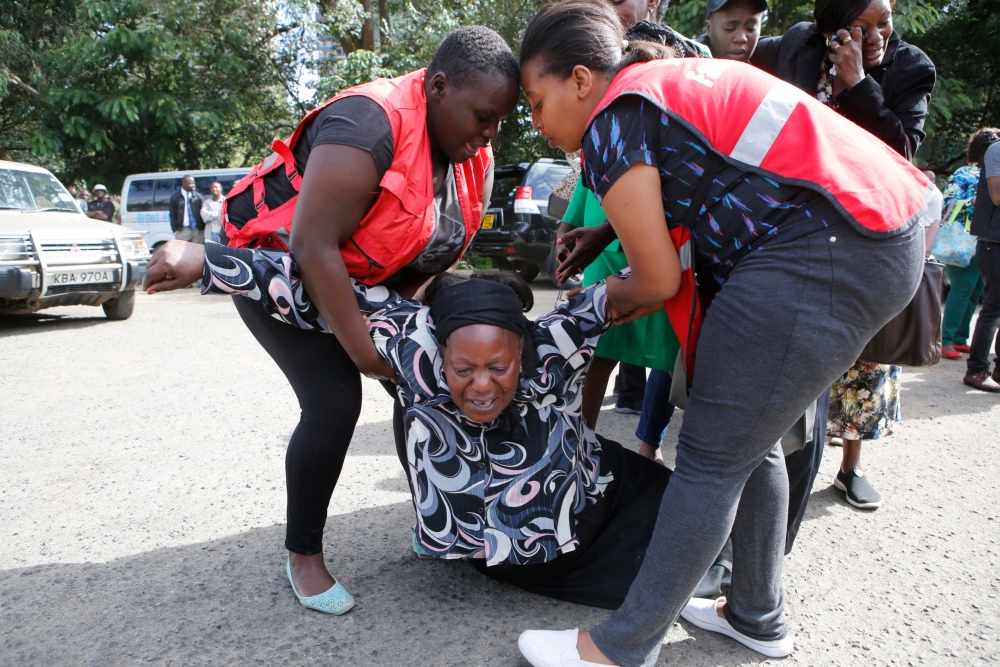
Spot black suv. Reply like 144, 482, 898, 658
468, 158, 573, 281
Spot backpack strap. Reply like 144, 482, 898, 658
271, 138, 303, 191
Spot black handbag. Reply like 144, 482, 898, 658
859, 258, 944, 367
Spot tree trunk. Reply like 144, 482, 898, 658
361, 0, 375, 51
0, 147, 11, 161
378, 0, 391, 47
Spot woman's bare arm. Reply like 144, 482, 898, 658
290, 143, 392, 380
600, 164, 681, 308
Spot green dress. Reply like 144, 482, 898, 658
562, 180, 679, 371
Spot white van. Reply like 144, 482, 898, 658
120, 168, 250, 250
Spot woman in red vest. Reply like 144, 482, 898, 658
513, 2, 926, 665
144, 27, 519, 614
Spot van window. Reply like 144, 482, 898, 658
152, 178, 181, 210
195, 173, 248, 198
126, 179, 155, 212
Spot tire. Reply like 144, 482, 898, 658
514, 262, 540, 282
103, 290, 135, 320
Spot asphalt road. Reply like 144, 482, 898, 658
2, 285, 999, 666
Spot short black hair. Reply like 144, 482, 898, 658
968, 127, 1000, 164
427, 26, 519, 89
814, 0, 895, 35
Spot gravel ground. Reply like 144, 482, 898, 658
2, 284, 999, 667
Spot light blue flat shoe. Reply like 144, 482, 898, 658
285, 559, 355, 615
412, 528, 435, 560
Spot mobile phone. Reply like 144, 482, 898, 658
831, 26, 867, 44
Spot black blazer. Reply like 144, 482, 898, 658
169, 189, 205, 231
752, 23, 936, 160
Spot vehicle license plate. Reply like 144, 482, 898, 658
481, 213, 495, 230
48, 269, 116, 285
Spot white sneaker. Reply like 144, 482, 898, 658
680, 598, 794, 658
518, 629, 619, 667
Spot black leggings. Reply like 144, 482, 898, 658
234, 296, 362, 555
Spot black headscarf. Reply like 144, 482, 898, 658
430, 278, 537, 371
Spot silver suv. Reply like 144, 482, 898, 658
0, 160, 150, 319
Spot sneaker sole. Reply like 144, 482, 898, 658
613, 407, 641, 415
833, 478, 882, 509
679, 608, 794, 658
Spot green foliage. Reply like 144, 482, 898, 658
311, 0, 556, 166
3, 0, 992, 187
909, 0, 1000, 172
313, 49, 398, 100
1, 0, 312, 191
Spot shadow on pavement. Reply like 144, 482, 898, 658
1, 502, 763, 667
0, 313, 109, 338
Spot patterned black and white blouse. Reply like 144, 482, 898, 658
202, 243, 614, 567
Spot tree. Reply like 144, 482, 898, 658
0, 0, 311, 191
314, 0, 558, 167
908, 0, 1000, 172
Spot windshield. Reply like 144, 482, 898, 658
0, 168, 80, 213
523, 163, 572, 203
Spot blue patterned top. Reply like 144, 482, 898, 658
201, 243, 614, 567
582, 96, 845, 284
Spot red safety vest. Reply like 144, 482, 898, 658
586, 59, 933, 384
223, 69, 492, 285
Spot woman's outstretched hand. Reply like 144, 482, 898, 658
143, 240, 206, 294
555, 221, 617, 286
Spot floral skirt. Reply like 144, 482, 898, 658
827, 361, 901, 440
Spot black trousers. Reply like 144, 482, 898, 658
469, 437, 672, 610
234, 296, 362, 555
967, 240, 1000, 374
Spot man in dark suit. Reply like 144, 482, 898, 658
169, 175, 205, 244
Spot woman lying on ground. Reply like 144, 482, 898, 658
145, 241, 676, 611
513, 1, 930, 664
145, 27, 520, 615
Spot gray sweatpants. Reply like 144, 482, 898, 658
591, 221, 924, 667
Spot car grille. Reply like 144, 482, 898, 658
45, 282, 119, 296
41, 240, 118, 264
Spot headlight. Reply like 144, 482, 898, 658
118, 235, 150, 260
0, 237, 30, 262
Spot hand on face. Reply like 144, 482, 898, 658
829, 27, 866, 88
442, 324, 522, 423
829, 0, 893, 88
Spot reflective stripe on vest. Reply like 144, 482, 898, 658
587, 59, 933, 236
